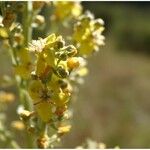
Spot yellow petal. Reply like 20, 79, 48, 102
58, 125, 71, 134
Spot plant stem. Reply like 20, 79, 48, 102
23, 1, 33, 46
21, 2, 35, 148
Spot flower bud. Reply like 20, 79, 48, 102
34, 15, 45, 26
27, 125, 35, 134
67, 57, 80, 70
55, 105, 67, 117
64, 45, 77, 57
37, 134, 49, 148
94, 18, 104, 30
58, 125, 71, 136
56, 66, 69, 78
79, 11, 94, 25
14, 33, 24, 45
19, 110, 34, 121
54, 36, 65, 49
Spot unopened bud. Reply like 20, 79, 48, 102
37, 134, 49, 148
19, 110, 35, 121
55, 105, 67, 117
14, 33, 24, 45
34, 15, 45, 25
57, 66, 69, 78
67, 57, 80, 70
27, 125, 35, 134
58, 125, 71, 136
54, 36, 65, 49
64, 45, 77, 57
94, 19, 104, 30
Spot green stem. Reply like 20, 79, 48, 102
23, 1, 33, 46
8, 33, 18, 66
36, 121, 48, 148
22, 2, 35, 148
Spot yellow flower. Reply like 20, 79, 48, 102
0, 27, 8, 39
52, 90, 69, 107
73, 11, 105, 56
28, 80, 44, 102
15, 48, 32, 79
53, 2, 82, 21
45, 33, 56, 46
58, 125, 71, 134
43, 48, 55, 67
14, 63, 32, 79
36, 51, 54, 81
67, 57, 80, 70
36, 53, 47, 77
35, 101, 53, 122
28, 80, 53, 122
17, 48, 31, 64
77, 67, 88, 77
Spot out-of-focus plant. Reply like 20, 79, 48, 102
76, 138, 120, 149
0, 1, 105, 148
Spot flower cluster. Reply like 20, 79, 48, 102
28, 33, 83, 123
28, 34, 85, 123
73, 11, 105, 56
52, 2, 82, 21
0, 1, 105, 148
23, 33, 90, 148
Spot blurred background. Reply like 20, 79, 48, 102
62, 2, 150, 148
1, 1, 150, 148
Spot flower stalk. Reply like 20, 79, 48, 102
0, 1, 105, 148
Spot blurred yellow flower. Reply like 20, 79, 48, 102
58, 125, 71, 134
53, 2, 82, 21
0, 91, 15, 103
73, 11, 105, 56
11, 120, 25, 130
0, 27, 8, 38
98, 142, 106, 149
